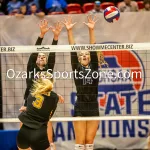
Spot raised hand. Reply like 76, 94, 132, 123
49, 22, 63, 38
62, 16, 77, 31
57, 94, 64, 103
83, 15, 98, 30
38, 19, 51, 37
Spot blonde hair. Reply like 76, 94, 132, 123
77, 51, 109, 67
31, 71, 54, 96
77, 51, 90, 57
97, 51, 109, 68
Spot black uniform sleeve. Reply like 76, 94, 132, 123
24, 37, 43, 106
49, 93, 58, 141
71, 52, 78, 71
90, 51, 98, 70
47, 39, 58, 72
27, 37, 43, 74
53, 94, 59, 113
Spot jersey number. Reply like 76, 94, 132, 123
32, 95, 44, 109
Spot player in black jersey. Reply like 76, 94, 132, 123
17, 72, 64, 150
24, 19, 63, 106
63, 16, 99, 150
20, 19, 63, 149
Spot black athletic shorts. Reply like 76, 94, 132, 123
23, 100, 55, 141
17, 124, 49, 150
74, 100, 99, 117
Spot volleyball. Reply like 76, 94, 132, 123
104, 6, 120, 23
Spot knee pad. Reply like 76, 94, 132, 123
85, 144, 93, 150
75, 144, 85, 150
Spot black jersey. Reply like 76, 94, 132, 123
19, 91, 59, 129
71, 52, 99, 102
24, 37, 57, 105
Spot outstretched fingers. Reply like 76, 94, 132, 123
93, 15, 99, 23
49, 26, 54, 31
38, 19, 49, 28
62, 17, 67, 24
87, 14, 92, 22
83, 22, 88, 26
72, 22, 77, 26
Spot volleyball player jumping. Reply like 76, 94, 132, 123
63, 15, 99, 150
20, 19, 63, 149
17, 72, 64, 150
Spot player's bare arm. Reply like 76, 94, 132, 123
62, 16, 77, 45
83, 15, 98, 44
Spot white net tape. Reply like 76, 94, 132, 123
1, 43, 150, 123
0, 43, 150, 53
0, 116, 150, 123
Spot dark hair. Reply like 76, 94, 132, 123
20, 4, 26, 7
31, 3, 37, 7
144, 0, 150, 5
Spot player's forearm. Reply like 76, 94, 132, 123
39, 33, 44, 38
36, 36, 43, 45
53, 35, 59, 41
47, 122, 54, 143
67, 30, 75, 45
47, 52, 55, 71
89, 28, 96, 44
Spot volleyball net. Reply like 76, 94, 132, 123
0, 43, 150, 123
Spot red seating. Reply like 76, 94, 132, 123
48, 12, 65, 15
9, 12, 18, 16
67, 3, 81, 13
82, 3, 94, 13
137, 1, 144, 9
100, 2, 115, 10
68, 10, 82, 14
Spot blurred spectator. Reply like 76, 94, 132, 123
23, 0, 39, 10
15, 4, 27, 17
118, 0, 138, 12
0, 0, 6, 15
88, 1, 102, 14
7, 0, 22, 14
27, 3, 45, 17
45, 0, 67, 13
142, 0, 150, 11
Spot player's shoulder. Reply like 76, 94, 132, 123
27, 93, 34, 100
50, 91, 59, 102
50, 91, 58, 98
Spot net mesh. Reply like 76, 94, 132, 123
1, 48, 149, 121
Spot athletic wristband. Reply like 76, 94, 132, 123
52, 39, 58, 45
